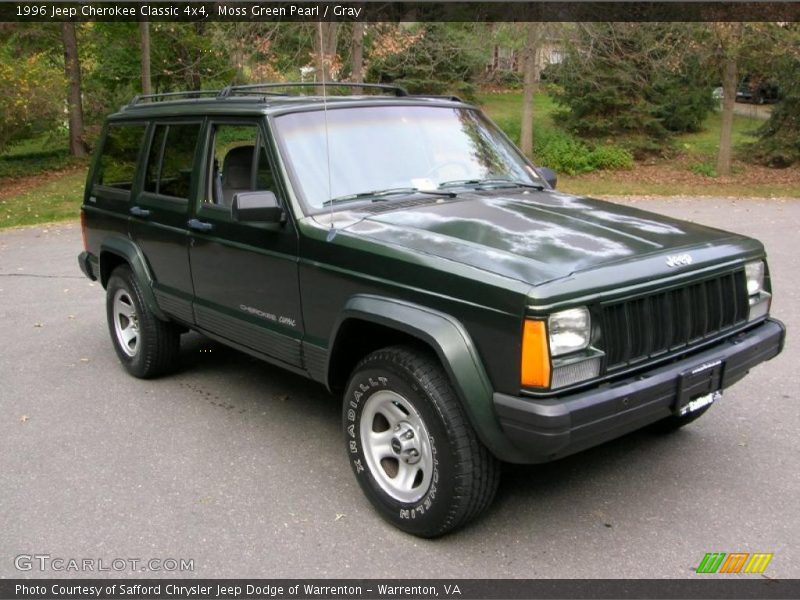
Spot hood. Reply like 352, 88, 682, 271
343, 190, 762, 290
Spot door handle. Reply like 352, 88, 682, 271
187, 218, 214, 232
129, 206, 150, 218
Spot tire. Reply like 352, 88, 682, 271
106, 265, 181, 379
650, 405, 711, 433
343, 345, 500, 537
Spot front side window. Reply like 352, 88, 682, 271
95, 123, 146, 190
273, 105, 542, 212
205, 123, 274, 206
144, 123, 200, 200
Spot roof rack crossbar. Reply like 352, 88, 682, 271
128, 90, 219, 107
224, 82, 409, 97
408, 94, 464, 102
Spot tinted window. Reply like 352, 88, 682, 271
206, 123, 274, 206
96, 124, 145, 190
144, 124, 200, 200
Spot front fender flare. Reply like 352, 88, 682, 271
329, 294, 528, 463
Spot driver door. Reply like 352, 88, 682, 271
187, 119, 304, 368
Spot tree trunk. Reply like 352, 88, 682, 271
350, 22, 364, 83
314, 22, 340, 92
520, 24, 540, 158
140, 21, 152, 95
61, 23, 87, 157
139, 21, 153, 94
716, 56, 738, 177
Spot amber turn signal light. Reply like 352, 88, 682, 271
521, 319, 551, 388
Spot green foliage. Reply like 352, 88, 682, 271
550, 24, 715, 155
587, 144, 635, 170
535, 129, 633, 175
0, 49, 65, 153
84, 23, 235, 123
689, 162, 717, 177
480, 91, 632, 175
748, 31, 800, 167
650, 58, 716, 133
367, 24, 485, 101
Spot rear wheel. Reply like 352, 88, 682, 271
343, 346, 500, 537
106, 265, 180, 378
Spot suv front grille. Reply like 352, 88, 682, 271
601, 270, 749, 370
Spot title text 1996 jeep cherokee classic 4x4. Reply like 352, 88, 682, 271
78, 83, 785, 537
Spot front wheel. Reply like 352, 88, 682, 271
343, 346, 500, 537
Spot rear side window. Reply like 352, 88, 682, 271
144, 123, 200, 200
95, 123, 145, 190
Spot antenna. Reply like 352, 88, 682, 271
317, 22, 336, 241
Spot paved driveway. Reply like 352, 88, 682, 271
1, 196, 797, 579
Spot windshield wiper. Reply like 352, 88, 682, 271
323, 187, 456, 207
438, 178, 545, 191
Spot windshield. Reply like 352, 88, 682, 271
273, 105, 543, 211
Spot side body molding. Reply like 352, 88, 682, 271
99, 236, 168, 321
328, 294, 528, 463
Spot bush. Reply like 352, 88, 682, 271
534, 129, 633, 175
689, 162, 716, 177
588, 145, 635, 170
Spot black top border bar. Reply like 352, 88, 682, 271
3, 1, 800, 22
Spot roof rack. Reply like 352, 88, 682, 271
126, 82, 413, 109
219, 82, 409, 98
128, 90, 219, 107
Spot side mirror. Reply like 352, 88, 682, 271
537, 167, 557, 189
232, 191, 284, 223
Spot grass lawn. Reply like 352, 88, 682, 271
476, 91, 559, 145
0, 169, 86, 229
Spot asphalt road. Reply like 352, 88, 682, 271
1, 196, 798, 579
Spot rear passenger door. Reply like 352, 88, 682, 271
129, 121, 202, 325
84, 121, 147, 241
187, 120, 304, 368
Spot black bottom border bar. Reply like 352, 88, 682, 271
2, 579, 800, 600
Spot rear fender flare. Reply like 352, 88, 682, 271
100, 236, 167, 321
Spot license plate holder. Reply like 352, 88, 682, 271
675, 359, 724, 415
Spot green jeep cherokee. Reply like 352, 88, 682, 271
78, 83, 785, 537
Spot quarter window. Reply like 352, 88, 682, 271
144, 123, 200, 200
95, 124, 145, 190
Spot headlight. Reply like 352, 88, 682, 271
745, 260, 765, 295
548, 307, 591, 357
745, 260, 770, 321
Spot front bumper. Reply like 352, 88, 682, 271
494, 318, 786, 463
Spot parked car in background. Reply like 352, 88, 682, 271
736, 75, 781, 104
